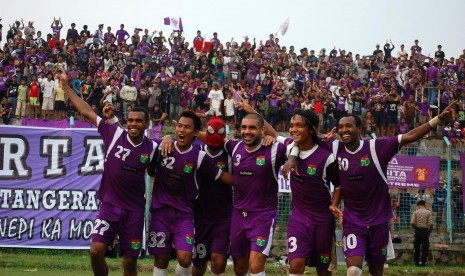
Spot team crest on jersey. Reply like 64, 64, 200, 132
361, 155, 370, 167
320, 253, 330, 263
307, 164, 317, 175
183, 162, 193, 173
131, 239, 141, 249
217, 162, 226, 171
381, 245, 387, 255
256, 156, 266, 166
185, 234, 194, 244
256, 236, 266, 247
139, 153, 149, 164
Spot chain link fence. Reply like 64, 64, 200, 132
276, 137, 465, 242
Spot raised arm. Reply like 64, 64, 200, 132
238, 95, 278, 139
57, 73, 98, 126
401, 100, 456, 146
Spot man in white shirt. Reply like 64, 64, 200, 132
41, 72, 55, 120
119, 79, 138, 113
206, 82, 224, 116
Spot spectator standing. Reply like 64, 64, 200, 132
15, 77, 28, 119
432, 184, 447, 231
397, 189, 415, 229
411, 200, 433, 266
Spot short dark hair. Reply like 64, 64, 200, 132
130, 106, 149, 122
243, 113, 264, 128
179, 110, 201, 131
341, 114, 362, 127
417, 200, 426, 206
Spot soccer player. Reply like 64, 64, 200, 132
197, 112, 287, 276
285, 101, 456, 276
192, 117, 233, 276
57, 73, 159, 276
148, 111, 233, 276
278, 110, 341, 276
241, 99, 342, 275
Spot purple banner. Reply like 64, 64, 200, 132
459, 153, 465, 213
387, 155, 440, 189
0, 125, 102, 249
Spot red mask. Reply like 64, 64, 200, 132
206, 117, 226, 148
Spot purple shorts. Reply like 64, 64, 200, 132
148, 205, 195, 255
342, 221, 390, 265
230, 209, 277, 259
192, 220, 231, 268
91, 202, 144, 257
287, 216, 334, 270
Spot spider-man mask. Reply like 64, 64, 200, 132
206, 117, 226, 148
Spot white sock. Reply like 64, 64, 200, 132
289, 274, 303, 276
175, 263, 193, 276
153, 266, 167, 276
347, 266, 362, 276
250, 272, 266, 276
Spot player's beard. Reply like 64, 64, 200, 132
242, 134, 261, 147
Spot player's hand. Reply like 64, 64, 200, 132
282, 156, 298, 180
438, 100, 457, 121
238, 95, 256, 114
263, 135, 276, 146
329, 205, 343, 224
102, 103, 114, 119
322, 127, 336, 142
160, 135, 174, 156
55, 72, 69, 86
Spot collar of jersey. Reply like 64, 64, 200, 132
245, 139, 263, 153
203, 145, 223, 158
174, 141, 193, 154
299, 144, 319, 159
344, 140, 364, 155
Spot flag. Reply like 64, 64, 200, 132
194, 40, 212, 53
280, 18, 289, 36
179, 17, 183, 32
164, 17, 183, 31
307, 164, 317, 175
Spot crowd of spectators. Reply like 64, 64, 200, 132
1, 18, 465, 136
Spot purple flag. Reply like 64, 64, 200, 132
179, 17, 183, 32
387, 154, 440, 189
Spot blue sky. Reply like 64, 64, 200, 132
3, 0, 464, 57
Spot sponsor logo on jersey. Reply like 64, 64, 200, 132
183, 162, 193, 173
139, 153, 149, 164
239, 171, 253, 176
256, 156, 266, 166
217, 161, 226, 171
361, 155, 370, 167
307, 164, 317, 175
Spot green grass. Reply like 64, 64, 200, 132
1, 249, 465, 275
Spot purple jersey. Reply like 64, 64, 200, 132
116, 29, 129, 45
52, 26, 62, 39
195, 145, 233, 225
151, 142, 221, 216
97, 117, 158, 211
331, 137, 400, 226
279, 137, 339, 224
225, 140, 286, 212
